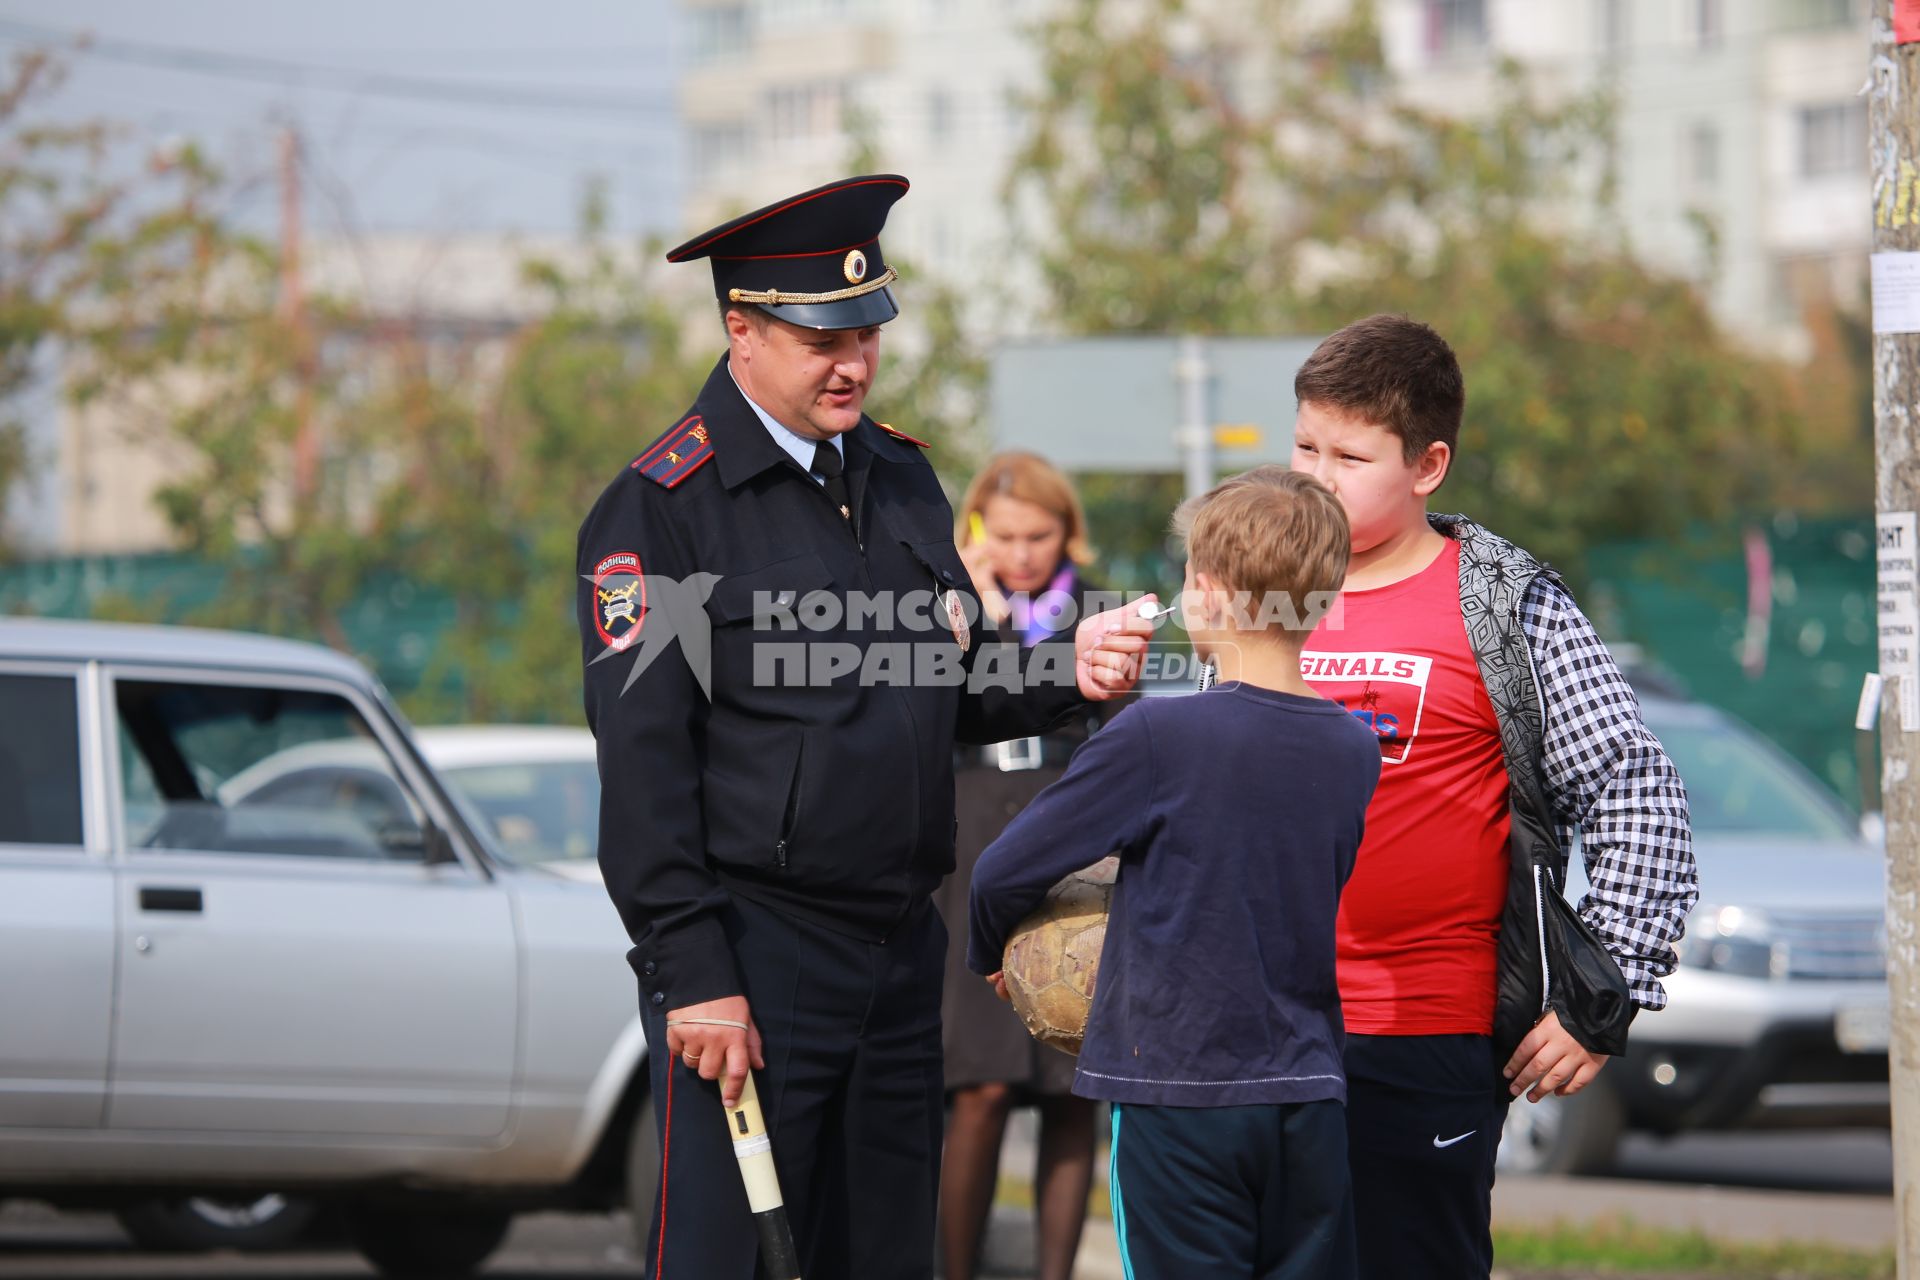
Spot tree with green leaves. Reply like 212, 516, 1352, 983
59, 164, 716, 722
0, 47, 181, 559
34, 91, 996, 727
63, 142, 388, 651
396, 202, 712, 723
1009, 0, 1865, 580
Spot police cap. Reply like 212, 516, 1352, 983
665, 174, 908, 330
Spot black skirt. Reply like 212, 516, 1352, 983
935, 760, 1082, 1096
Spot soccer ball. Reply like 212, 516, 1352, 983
1001, 856, 1119, 1056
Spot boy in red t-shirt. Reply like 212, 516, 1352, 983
1294, 315, 1698, 1279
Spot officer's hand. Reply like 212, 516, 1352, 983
664, 995, 765, 1109
1074, 595, 1157, 700
1504, 1009, 1609, 1103
983, 971, 1011, 1003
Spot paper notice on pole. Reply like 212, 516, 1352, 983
1872, 253, 1920, 334
1879, 512, 1920, 730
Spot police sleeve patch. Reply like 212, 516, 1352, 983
593, 551, 647, 651
631, 415, 714, 488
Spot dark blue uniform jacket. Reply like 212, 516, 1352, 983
578, 355, 1089, 1012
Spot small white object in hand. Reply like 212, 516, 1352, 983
1137, 601, 1177, 621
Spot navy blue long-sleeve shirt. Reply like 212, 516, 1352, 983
967, 681, 1381, 1107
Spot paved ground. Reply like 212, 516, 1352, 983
0, 1191, 1896, 1280
997, 1121, 1898, 1278
0, 1127, 1897, 1278
1606, 1128, 1893, 1195
0, 1204, 636, 1277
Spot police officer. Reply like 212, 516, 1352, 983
576, 174, 1152, 1279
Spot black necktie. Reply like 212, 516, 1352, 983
811, 441, 854, 533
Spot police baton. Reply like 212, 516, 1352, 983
725, 1071, 801, 1280
671, 1016, 801, 1278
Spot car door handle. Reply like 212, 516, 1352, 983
138, 886, 203, 913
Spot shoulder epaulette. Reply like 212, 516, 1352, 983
630, 415, 715, 489
876, 422, 930, 449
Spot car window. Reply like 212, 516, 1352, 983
1653, 719, 1855, 840
0, 673, 84, 847
439, 760, 600, 864
113, 678, 430, 861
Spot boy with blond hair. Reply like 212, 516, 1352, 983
1291, 314, 1698, 1278
969, 467, 1380, 1279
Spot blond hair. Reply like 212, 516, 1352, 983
956, 451, 1094, 566
1171, 466, 1349, 637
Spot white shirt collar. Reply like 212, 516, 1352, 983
728, 360, 841, 480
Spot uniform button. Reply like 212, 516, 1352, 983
775, 589, 796, 608
650, 991, 665, 1007
940, 569, 955, 583
643, 961, 658, 976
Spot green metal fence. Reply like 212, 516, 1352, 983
1584, 514, 1876, 814
1, 513, 1881, 812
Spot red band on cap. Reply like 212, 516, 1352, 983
667, 177, 908, 261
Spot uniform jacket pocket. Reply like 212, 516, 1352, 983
705, 552, 835, 626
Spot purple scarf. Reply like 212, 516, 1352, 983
1003, 564, 1079, 648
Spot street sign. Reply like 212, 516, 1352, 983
1213, 424, 1262, 448
987, 336, 1321, 474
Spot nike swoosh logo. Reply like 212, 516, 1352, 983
1432, 1131, 1476, 1148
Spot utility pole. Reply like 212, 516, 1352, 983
278, 124, 316, 506
1174, 335, 1213, 502
1870, 3, 1920, 1271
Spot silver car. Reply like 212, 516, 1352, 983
0, 619, 655, 1276
1500, 690, 1888, 1174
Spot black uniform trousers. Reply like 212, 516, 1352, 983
1108, 1099, 1355, 1279
640, 892, 947, 1280
1344, 1033, 1512, 1280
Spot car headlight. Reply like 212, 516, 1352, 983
1674, 904, 1779, 978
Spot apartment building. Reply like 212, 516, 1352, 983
47, 234, 602, 555
677, 0, 1050, 329
1380, 0, 1866, 351
679, 0, 1868, 352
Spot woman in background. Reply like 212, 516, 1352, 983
937, 452, 1106, 1280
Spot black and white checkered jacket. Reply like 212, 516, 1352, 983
1439, 515, 1699, 1059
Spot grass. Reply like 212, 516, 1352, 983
1490, 1218, 1895, 1279
997, 1176, 1892, 1279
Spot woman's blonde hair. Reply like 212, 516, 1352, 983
955, 451, 1094, 566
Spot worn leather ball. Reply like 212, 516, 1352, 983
1001, 856, 1119, 1056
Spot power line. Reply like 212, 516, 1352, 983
39, 82, 683, 145
0, 17, 678, 119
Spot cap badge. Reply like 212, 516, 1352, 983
843, 249, 869, 284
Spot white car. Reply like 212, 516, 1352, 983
211, 726, 604, 886
416, 726, 602, 883
0, 620, 653, 1275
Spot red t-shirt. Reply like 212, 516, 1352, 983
1302, 539, 1512, 1035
